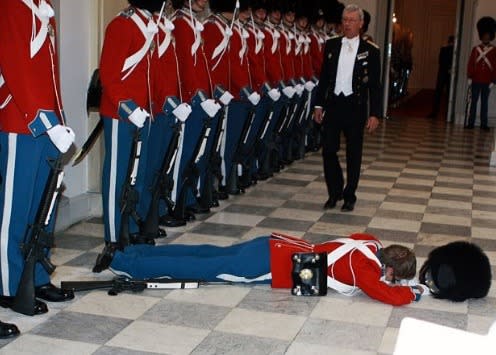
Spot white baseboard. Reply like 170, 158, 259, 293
55, 192, 102, 232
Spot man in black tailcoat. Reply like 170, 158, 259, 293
313, 4, 382, 212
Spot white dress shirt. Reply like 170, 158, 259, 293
334, 35, 359, 96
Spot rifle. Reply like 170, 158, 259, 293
93, 128, 144, 273
170, 116, 212, 222
61, 276, 206, 296
12, 156, 63, 316
140, 120, 181, 239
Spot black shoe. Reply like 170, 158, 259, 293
0, 296, 48, 315
341, 201, 355, 212
465, 124, 474, 129
481, 126, 490, 131
324, 196, 343, 210
186, 203, 210, 214
93, 242, 121, 273
129, 233, 156, 245
0, 321, 19, 338
160, 214, 187, 227
35, 283, 75, 302
215, 189, 229, 200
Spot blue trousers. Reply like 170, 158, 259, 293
220, 100, 251, 186
0, 133, 58, 295
170, 96, 209, 208
102, 116, 151, 243
110, 236, 271, 283
142, 112, 176, 217
468, 82, 490, 127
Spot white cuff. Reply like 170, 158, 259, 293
219, 90, 234, 106
173, 103, 192, 122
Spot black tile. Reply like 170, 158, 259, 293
54, 233, 104, 250
420, 222, 471, 237
189, 223, 252, 237
257, 217, 314, 232
223, 204, 276, 216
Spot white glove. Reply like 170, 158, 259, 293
219, 90, 234, 106
128, 107, 149, 128
268, 88, 281, 102
200, 99, 221, 118
467, 79, 472, 85
416, 283, 431, 295
295, 84, 304, 97
248, 92, 261, 106
47, 124, 75, 153
304, 81, 316, 92
282, 85, 296, 99
172, 103, 192, 122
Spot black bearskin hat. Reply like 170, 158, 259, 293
251, 0, 268, 11
326, 1, 344, 25
239, 0, 250, 12
295, 0, 311, 20
266, 0, 283, 14
477, 16, 496, 41
363, 10, 371, 33
309, 0, 326, 24
129, 0, 165, 13
281, 0, 296, 15
209, 0, 236, 13
419, 241, 492, 302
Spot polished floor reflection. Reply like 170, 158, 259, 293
1, 116, 495, 354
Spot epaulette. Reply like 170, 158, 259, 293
367, 40, 379, 49
119, 6, 135, 18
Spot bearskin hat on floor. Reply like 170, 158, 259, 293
419, 241, 492, 302
477, 16, 496, 41
129, 0, 165, 13
251, 0, 268, 11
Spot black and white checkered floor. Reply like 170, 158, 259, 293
1, 116, 495, 354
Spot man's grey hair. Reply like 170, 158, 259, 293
343, 4, 364, 21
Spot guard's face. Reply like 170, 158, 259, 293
269, 10, 281, 24
342, 10, 363, 39
254, 8, 267, 22
297, 17, 308, 29
191, 0, 207, 12
284, 11, 295, 24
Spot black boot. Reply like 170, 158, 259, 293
129, 233, 156, 245
93, 242, 121, 273
0, 321, 19, 338
0, 296, 48, 315
35, 283, 74, 302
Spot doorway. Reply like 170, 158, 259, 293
386, 0, 458, 120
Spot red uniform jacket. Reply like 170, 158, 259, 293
229, 23, 252, 98
99, 7, 157, 120
467, 44, 496, 84
152, 15, 179, 114
279, 25, 296, 82
309, 28, 325, 78
270, 232, 416, 306
293, 31, 305, 79
302, 33, 314, 80
203, 14, 231, 92
0, 0, 64, 135
172, 9, 212, 102
263, 22, 284, 88
246, 22, 268, 93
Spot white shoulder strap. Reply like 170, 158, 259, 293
21, 0, 55, 58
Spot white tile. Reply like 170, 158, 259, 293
310, 298, 392, 327
396, 177, 434, 187
269, 208, 324, 221
215, 308, 306, 341
431, 187, 472, 197
1, 334, 99, 355
466, 315, 496, 335
388, 189, 431, 199
472, 210, 496, 221
428, 199, 472, 210
368, 217, 421, 233
308, 222, 366, 237
106, 320, 209, 354
66, 292, 159, 320
50, 248, 86, 267
422, 213, 471, 227
237, 196, 286, 207
205, 212, 266, 226
471, 227, 496, 240
170, 233, 236, 246
380, 202, 426, 213
165, 286, 250, 308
